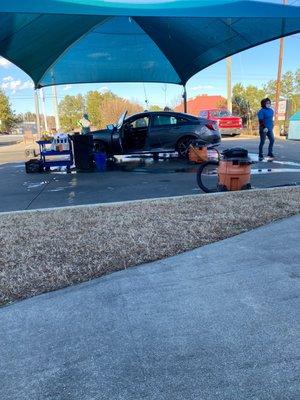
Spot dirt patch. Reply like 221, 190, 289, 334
1, 187, 300, 306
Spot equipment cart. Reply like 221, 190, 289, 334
37, 137, 73, 172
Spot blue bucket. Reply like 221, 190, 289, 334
94, 152, 107, 171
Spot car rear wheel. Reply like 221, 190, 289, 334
176, 136, 195, 158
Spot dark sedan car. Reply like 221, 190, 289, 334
93, 111, 221, 158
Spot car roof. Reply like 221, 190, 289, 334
126, 111, 198, 120
202, 108, 228, 112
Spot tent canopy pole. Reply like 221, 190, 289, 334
183, 85, 187, 113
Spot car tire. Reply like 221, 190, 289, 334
176, 136, 195, 158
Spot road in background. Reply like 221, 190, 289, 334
0, 135, 23, 147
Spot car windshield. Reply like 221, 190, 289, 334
210, 110, 231, 118
219, 110, 231, 117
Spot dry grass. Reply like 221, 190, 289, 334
1, 187, 300, 306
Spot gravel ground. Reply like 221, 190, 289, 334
1, 187, 300, 306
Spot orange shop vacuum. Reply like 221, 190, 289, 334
218, 148, 252, 191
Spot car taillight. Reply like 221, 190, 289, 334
206, 123, 216, 131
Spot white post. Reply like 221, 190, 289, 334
226, 57, 232, 114
51, 85, 60, 131
40, 88, 48, 131
34, 89, 41, 137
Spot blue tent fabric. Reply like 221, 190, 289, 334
290, 111, 300, 121
0, 1, 300, 87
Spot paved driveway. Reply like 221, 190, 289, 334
0, 138, 300, 212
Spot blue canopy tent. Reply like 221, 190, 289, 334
1, 0, 300, 111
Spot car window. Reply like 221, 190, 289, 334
153, 115, 177, 126
176, 117, 191, 125
218, 110, 231, 117
199, 111, 208, 118
131, 117, 149, 129
209, 110, 231, 118
209, 110, 220, 118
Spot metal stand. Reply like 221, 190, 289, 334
37, 139, 73, 172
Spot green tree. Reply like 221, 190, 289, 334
86, 91, 102, 128
149, 105, 163, 111
281, 71, 295, 99
99, 91, 143, 128
294, 69, 300, 93
290, 93, 300, 116
216, 97, 227, 109
22, 111, 36, 122
244, 85, 265, 114
58, 94, 85, 131
264, 71, 300, 124
0, 89, 19, 132
232, 83, 264, 127
264, 71, 296, 100
263, 79, 276, 99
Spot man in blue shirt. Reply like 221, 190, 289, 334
257, 98, 274, 161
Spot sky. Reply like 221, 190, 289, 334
0, 0, 300, 116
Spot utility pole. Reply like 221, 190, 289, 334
40, 88, 48, 131
142, 83, 149, 110
34, 89, 41, 137
226, 57, 232, 113
51, 85, 60, 130
274, 0, 288, 135
162, 84, 167, 107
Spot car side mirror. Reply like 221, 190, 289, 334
107, 124, 114, 131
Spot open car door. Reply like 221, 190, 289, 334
111, 111, 127, 154
116, 111, 127, 131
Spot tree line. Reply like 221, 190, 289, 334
59, 91, 144, 131
1, 69, 299, 133
58, 91, 164, 131
232, 69, 300, 128
0, 90, 20, 132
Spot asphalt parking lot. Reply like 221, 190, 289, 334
0, 137, 300, 212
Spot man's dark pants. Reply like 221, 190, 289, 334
259, 128, 275, 158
